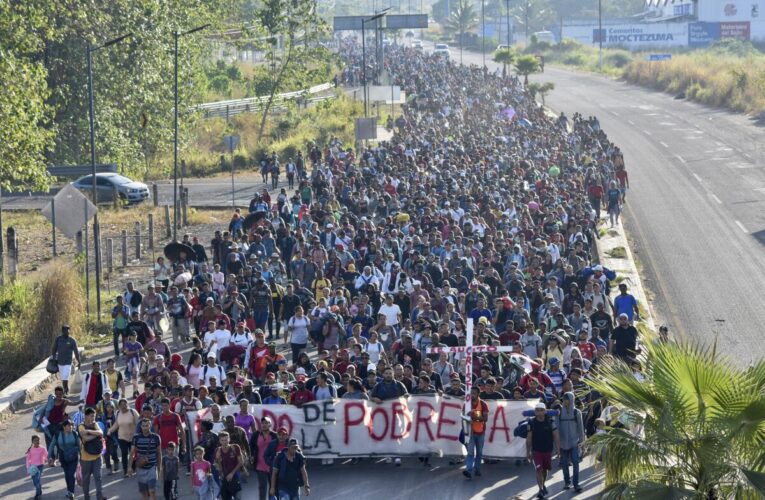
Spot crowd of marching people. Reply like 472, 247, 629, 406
32, 39, 643, 500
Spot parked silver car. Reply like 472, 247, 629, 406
71, 173, 149, 204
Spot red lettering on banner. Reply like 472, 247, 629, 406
261, 409, 293, 436
489, 404, 511, 443
343, 402, 366, 445
368, 407, 389, 441
436, 401, 462, 440
390, 401, 412, 440
414, 400, 435, 442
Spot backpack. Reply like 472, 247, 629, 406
32, 395, 55, 434
81, 423, 105, 455
57, 430, 80, 462
202, 365, 224, 384
513, 418, 530, 439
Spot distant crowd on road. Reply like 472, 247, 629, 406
32, 38, 654, 500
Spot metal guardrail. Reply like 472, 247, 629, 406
193, 82, 333, 119
47, 164, 118, 178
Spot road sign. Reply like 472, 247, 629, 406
355, 118, 377, 141
41, 184, 97, 240
333, 16, 382, 31
386, 14, 428, 29
646, 54, 672, 61
223, 135, 240, 152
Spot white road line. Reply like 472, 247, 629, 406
735, 220, 749, 233
643, 129, 652, 136
675, 155, 687, 164
710, 193, 722, 205
627, 120, 635, 125
660, 141, 669, 148
754, 187, 765, 193
692, 173, 702, 182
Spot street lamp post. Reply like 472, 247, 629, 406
173, 24, 210, 242
598, 0, 603, 70
481, 0, 485, 69
506, 0, 511, 47
362, 10, 389, 117
87, 32, 132, 320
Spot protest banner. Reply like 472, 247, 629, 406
187, 396, 537, 458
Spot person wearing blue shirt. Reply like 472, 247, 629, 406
613, 283, 639, 323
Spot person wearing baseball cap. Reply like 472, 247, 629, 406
527, 401, 560, 498
290, 375, 314, 408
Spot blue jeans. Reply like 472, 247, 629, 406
61, 458, 77, 494
560, 446, 581, 487
465, 433, 485, 474
279, 489, 300, 500
30, 464, 44, 496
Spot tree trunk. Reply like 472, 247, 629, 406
257, 35, 295, 143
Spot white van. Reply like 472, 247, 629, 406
533, 31, 555, 44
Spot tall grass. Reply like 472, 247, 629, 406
171, 94, 363, 179
622, 41, 765, 114
0, 262, 85, 389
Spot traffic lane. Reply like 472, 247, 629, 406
532, 68, 765, 355
0, 175, 279, 210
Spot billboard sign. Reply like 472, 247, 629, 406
386, 14, 428, 29
689, 21, 721, 46
720, 21, 751, 39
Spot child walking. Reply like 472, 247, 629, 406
162, 441, 180, 499
26, 435, 48, 500
191, 446, 215, 500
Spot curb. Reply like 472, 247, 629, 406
595, 217, 657, 333
0, 357, 59, 423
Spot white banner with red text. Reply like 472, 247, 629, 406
187, 396, 536, 458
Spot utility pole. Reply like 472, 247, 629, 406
598, 0, 603, 70
481, 0, 485, 68
87, 33, 132, 320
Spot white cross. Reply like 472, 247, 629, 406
426, 318, 519, 411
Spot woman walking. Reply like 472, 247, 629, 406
47, 419, 79, 499
26, 435, 48, 500
108, 398, 139, 477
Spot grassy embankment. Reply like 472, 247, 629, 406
527, 39, 765, 115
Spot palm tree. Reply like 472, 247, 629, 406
493, 47, 515, 78
443, 0, 478, 64
587, 340, 765, 498
514, 54, 540, 84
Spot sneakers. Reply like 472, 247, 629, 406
384, 457, 392, 464
575, 486, 583, 493
474, 471, 482, 477
563, 483, 572, 490
462, 470, 472, 479
394, 458, 401, 466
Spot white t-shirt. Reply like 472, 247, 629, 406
213, 329, 232, 349
378, 304, 402, 326
365, 341, 385, 364
230, 332, 252, 348
202, 364, 225, 386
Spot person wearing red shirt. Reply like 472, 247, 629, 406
289, 376, 315, 408
519, 362, 553, 393
153, 398, 184, 456
576, 330, 596, 361
615, 165, 629, 202
498, 322, 521, 347
246, 332, 270, 380
587, 182, 604, 220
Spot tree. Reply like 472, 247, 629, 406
514, 54, 540, 84
537, 81, 554, 105
493, 47, 516, 77
0, 0, 54, 191
254, 0, 330, 142
444, 0, 478, 64
587, 340, 765, 498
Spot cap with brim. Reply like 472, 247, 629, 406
278, 427, 289, 434
534, 402, 546, 410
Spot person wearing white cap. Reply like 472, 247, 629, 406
201, 351, 224, 387
526, 402, 560, 498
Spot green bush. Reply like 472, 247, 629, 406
605, 51, 632, 68
562, 52, 585, 65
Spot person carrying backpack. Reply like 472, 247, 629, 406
78, 407, 106, 500
51, 325, 81, 396
47, 419, 79, 500
526, 402, 561, 499
270, 438, 310, 500
557, 392, 585, 493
